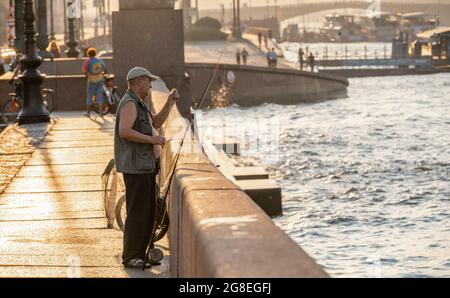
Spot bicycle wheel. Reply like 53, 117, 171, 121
154, 196, 170, 242
92, 102, 110, 116
115, 193, 169, 241
101, 159, 117, 228
1, 98, 22, 124
42, 91, 54, 113
115, 194, 126, 231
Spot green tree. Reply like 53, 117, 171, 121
194, 17, 222, 30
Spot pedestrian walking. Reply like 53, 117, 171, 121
257, 31, 263, 48
309, 52, 315, 72
266, 49, 271, 67
236, 48, 241, 65
269, 48, 278, 68
81, 48, 107, 117
298, 47, 305, 70
242, 48, 249, 65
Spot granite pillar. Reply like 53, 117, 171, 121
112, 0, 191, 116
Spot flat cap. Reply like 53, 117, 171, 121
127, 67, 160, 81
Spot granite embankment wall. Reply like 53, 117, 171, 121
152, 80, 328, 277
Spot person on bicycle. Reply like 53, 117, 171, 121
114, 67, 180, 269
82, 48, 107, 118
8, 53, 24, 99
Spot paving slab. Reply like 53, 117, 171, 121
39, 140, 114, 149
26, 150, 113, 166
16, 164, 109, 178
3, 176, 103, 194
0, 192, 105, 205
0, 266, 169, 278
0, 112, 170, 278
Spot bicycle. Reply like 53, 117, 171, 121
115, 185, 170, 242
101, 158, 169, 241
1, 82, 55, 124
92, 74, 120, 116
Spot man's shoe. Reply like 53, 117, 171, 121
123, 258, 152, 269
83, 112, 91, 118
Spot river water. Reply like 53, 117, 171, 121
200, 47, 450, 277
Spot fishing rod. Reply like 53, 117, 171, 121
143, 38, 230, 269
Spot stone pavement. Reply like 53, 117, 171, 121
0, 112, 170, 278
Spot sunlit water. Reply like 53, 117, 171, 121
201, 71, 450, 277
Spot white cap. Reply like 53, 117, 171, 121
127, 67, 160, 81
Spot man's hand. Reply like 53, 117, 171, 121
153, 135, 166, 147
168, 88, 180, 102
8, 79, 14, 85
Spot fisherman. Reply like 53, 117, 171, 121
114, 67, 180, 269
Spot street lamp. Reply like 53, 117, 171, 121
49, 0, 55, 40
232, 0, 236, 38
36, 0, 51, 58
79, 0, 84, 41
63, 0, 68, 41
65, 0, 79, 58
102, 0, 106, 36
66, 16, 79, 57
195, 0, 199, 22
107, 0, 111, 35
14, 0, 25, 53
236, 0, 241, 39
17, 0, 50, 125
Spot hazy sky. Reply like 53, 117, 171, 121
195, 0, 449, 10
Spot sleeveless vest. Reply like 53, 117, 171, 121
114, 90, 156, 174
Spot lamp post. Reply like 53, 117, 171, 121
80, 0, 84, 41
8, 0, 14, 47
63, 0, 68, 42
65, 16, 79, 57
274, 0, 278, 20
195, 0, 199, 22
14, 0, 25, 53
102, 0, 106, 36
17, 0, 50, 125
236, 0, 241, 38
49, 0, 55, 40
232, 0, 236, 38
36, 0, 51, 58
107, 0, 111, 35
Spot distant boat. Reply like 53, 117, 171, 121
320, 14, 368, 42
414, 27, 450, 66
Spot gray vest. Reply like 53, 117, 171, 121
114, 90, 156, 174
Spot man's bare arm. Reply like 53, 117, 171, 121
153, 98, 172, 129
153, 89, 179, 128
119, 102, 165, 145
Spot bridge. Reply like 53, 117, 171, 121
201, 1, 450, 26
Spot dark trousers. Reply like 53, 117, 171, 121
122, 173, 156, 263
